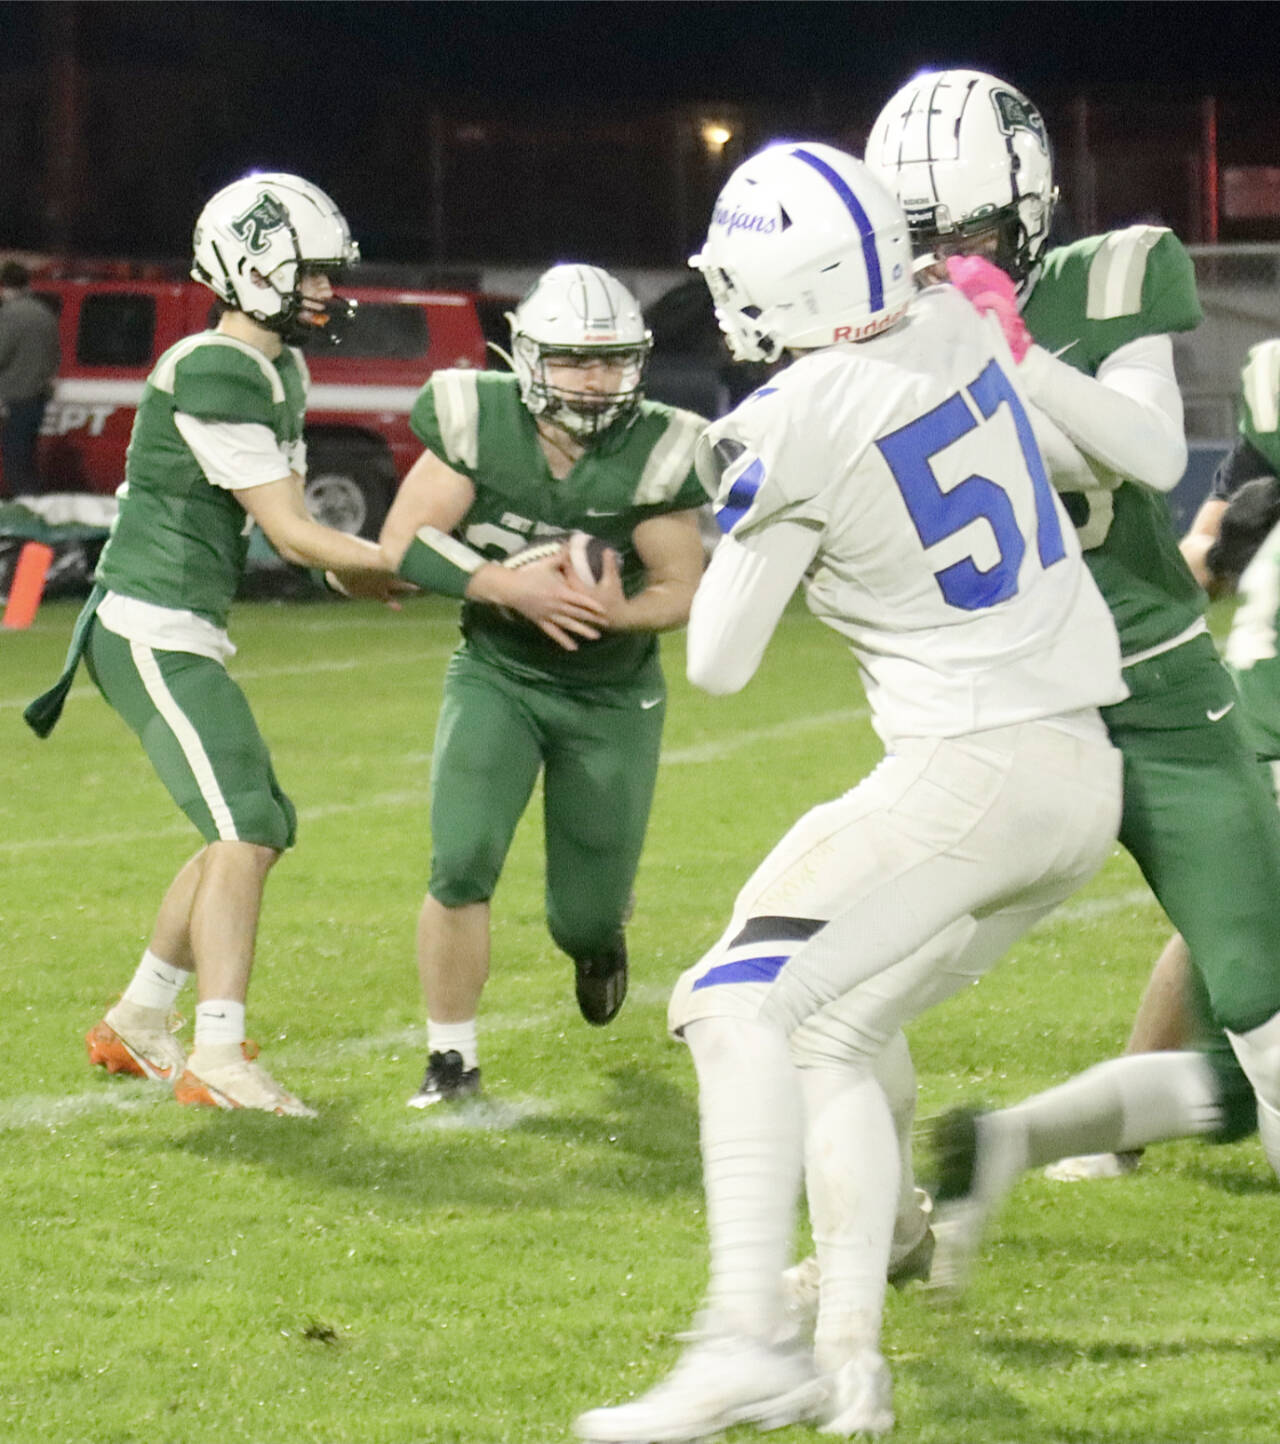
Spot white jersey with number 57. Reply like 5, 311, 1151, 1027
689, 286, 1126, 745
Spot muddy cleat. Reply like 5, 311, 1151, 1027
574, 1334, 826, 1443
86, 1004, 186, 1082
174, 1044, 316, 1118
819, 1349, 894, 1437
574, 937, 628, 1026
406, 1049, 481, 1109
1044, 1150, 1142, 1182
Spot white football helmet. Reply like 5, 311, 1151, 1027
507, 264, 652, 440
191, 172, 359, 342
689, 141, 913, 364
866, 69, 1057, 291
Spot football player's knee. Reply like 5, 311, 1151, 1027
223, 792, 294, 851
428, 846, 503, 908
1204, 1047, 1258, 1144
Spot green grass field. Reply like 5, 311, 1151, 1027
2, 593, 1275, 1444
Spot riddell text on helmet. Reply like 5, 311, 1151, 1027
832, 305, 910, 344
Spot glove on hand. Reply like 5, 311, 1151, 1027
945, 254, 1033, 362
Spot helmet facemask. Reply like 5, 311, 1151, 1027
903, 190, 1053, 291
514, 338, 651, 440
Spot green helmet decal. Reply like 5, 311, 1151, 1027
991, 89, 1048, 151
229, 193, 291, 256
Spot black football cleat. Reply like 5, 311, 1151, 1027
406, 1049, 481, 1109
574, 938, 628, 1026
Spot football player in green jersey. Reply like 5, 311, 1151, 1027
383, 264, 707, 1107
1045, 342, 1280, 1180
865, 71, 1280, 1289
25, 173, 400, 1118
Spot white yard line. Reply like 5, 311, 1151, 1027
0, 648, 452, 713
1034, 886, 1161, 928
661, 707, 867, 764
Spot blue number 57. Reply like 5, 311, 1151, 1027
875, 358, 1066, 611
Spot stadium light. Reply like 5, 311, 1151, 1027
700, 120, 733, 155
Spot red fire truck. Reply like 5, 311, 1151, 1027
25, 262, 514, 537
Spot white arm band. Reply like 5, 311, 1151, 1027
1018, 333, 1187, 493
686, 520, 820, 695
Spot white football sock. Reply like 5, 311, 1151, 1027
685, 1016, 802, 1343
428, 1018, 478, 1069
1226, 1011, 1280, 1179
984, 1051, 1223, 1199
800, 1063, 895, 1370
120, 950, 191, 1013
194, 999, 246, 1050
871, 1032, 927, 1251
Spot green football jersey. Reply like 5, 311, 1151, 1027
410, 370, 707, 686
96, 333, 308, 628
1225, 520, 1280, 762
1023, 226, 1205, 656
1239, 338, 1280, 477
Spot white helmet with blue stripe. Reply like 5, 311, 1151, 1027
690, 141, 914, 364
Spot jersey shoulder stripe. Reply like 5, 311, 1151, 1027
1085, 225, 1167, 320
151, 332, 287, 404
428, 368, 482, 470
1242, 339, 1280, 438
633, 404, 705, 505
1028, 228, 1200, 372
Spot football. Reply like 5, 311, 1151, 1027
566, 530, 615, 586
501, 534, 569, 571
502, 530, 614, 586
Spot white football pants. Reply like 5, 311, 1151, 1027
672, 717, 1121, 1363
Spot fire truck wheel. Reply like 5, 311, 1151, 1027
303, 440, 397, 539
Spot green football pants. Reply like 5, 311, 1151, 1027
427, 647, 665, 960
84, 619, 296, 851
1106, 633, 1280, 1138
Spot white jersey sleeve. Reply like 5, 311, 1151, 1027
687, 522, 821, 694
173, 414, 299, 491
1019, 333, 1186, 493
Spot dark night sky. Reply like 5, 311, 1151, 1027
5, 1, 1280, 103
4, 2, 1279, 261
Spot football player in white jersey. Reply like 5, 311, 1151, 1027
574, 143, 1125, 1443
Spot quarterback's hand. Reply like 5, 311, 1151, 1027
468, 553, 607, 651
945, 254, 1032, 362
324, 569, 415, 609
